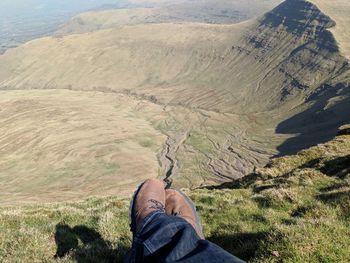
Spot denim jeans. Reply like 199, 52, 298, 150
125, 211, 245, 263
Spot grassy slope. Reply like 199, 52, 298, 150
1, 128, 349, 262
0, 20, 282, 197
0, 87, 279, 205
0, 90, 167, 205
1, 0, 350, 198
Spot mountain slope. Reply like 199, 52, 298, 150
1, 126, 349, 262
0, 0, 349, 203
0, 0, 348, 114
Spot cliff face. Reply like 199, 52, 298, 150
201, 0, 350, 113
252, 0, 348, 105
251, 1, 350, 154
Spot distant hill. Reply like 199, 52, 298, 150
0, 0, 349, 204
56, 0, 282, 35
0, 0, 280, 54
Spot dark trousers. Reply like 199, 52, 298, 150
125, 211, 245, 263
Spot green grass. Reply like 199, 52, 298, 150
187, 131, 214, 154
0, 134, 349, 262
0, 198, 131, 262
138, 139, 154, 148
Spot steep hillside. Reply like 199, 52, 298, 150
0, 0, 349, 203
1, 0, 348, 114
1, 126, 349, 262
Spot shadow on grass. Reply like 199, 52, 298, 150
298, 155, 350, 179
320, 155, 350, 179
202, 173, 260, 190
317, 190, 350, 204
208, 231, 269, 261
54, 224, 129, 263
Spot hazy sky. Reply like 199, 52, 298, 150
0, 0, 129, 52
0, 0, 128, 16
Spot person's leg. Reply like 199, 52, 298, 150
126, 179, 245, 263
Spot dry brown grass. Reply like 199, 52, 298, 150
0, 22, 247, 99
0, 90, 167, 205
0, 89, 279, 205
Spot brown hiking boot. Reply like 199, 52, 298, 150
165, 189, 205, 239
130, 179, 166, 233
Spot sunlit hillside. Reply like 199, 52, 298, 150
0, 0, 349, 204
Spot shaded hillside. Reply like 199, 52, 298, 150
276, 80, 350, 155
0, 0, 349, 202
1, 126, 349, 262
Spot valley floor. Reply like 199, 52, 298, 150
0, 89, 281, 205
